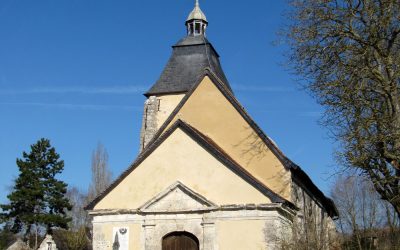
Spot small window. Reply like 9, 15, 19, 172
189, 23, 194, 35
157, 99, 161, 111
195, 23, 201, 34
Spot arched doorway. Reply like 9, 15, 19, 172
162, 231, 199, 250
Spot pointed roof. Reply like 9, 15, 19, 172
145, 36, 231, 96
186, 0, 207, 23
144, 1, 231, 97
85, 119, 291, 210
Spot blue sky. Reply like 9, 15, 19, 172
0, 0, 338, 204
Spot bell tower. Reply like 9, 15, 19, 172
186, 0, 208, 36
139, 0, 231, 151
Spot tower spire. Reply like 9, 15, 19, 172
186, 0, 208, 36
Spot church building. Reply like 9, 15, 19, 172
86, 1, 338, 249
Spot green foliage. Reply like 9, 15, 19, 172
0, 138, 72, 236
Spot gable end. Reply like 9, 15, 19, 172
142, 69, 337, 217
85, 119, 291, 210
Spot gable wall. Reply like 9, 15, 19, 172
160, 76, 292, 199
155, 94, 186, 126
94, 128, 271, 210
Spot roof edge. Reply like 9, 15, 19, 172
172, 40, 220, 58
178, 120, 292, 205
291, 167, 339, 218
85, 118, 292, 210
138, 181, 218, 211
143, 91, 187, 98
142, 68, 228, 147
142, 68, 336, 217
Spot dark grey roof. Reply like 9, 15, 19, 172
145, 35, 231, 96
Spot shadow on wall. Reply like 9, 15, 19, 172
234, 126, 291, 196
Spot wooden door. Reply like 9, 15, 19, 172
162, 232, 199, 250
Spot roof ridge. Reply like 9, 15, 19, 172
142, 69, 338, 217
177, 120, 292, 205
85, 119, 293, 210
85, 121, 185, 210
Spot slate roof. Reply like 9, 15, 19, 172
144, 35, 231, 96
85, 119, 292, 210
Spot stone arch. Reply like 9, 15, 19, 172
162, 231, 199, 250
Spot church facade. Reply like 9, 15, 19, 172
86, 2, 338, 250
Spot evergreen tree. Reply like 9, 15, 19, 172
0, 138, 72, 237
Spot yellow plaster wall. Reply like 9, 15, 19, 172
155, 94, 185, 129
94, 128, 271, 210
94, 223, 141, 250
217, 220, 266, 250
161, 76, 292, 199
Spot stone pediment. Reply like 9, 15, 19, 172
139, 181, 218, 213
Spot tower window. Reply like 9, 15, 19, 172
195, 23, 201, 34
189, 23, 194, 35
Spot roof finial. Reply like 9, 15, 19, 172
186, 0, 207, 22
186, 0, 208, 37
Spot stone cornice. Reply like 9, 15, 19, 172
88, 202, 296, 219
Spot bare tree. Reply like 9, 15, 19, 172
284, 0, 400, 216
331, 174, 400, 249
53, 227, 91, 250
270, 215, 338, 250
87, 143, 113, 203
66, 187, 90, 230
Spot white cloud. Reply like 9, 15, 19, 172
0, 102, 140, 111
1, 85, 148, 95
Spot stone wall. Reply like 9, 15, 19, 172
139, 96, 159, 151
139, 94, 185, 152
291, 181, 337, 248
91, 203, 295, 250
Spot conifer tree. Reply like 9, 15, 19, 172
0, 138, 72, 238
